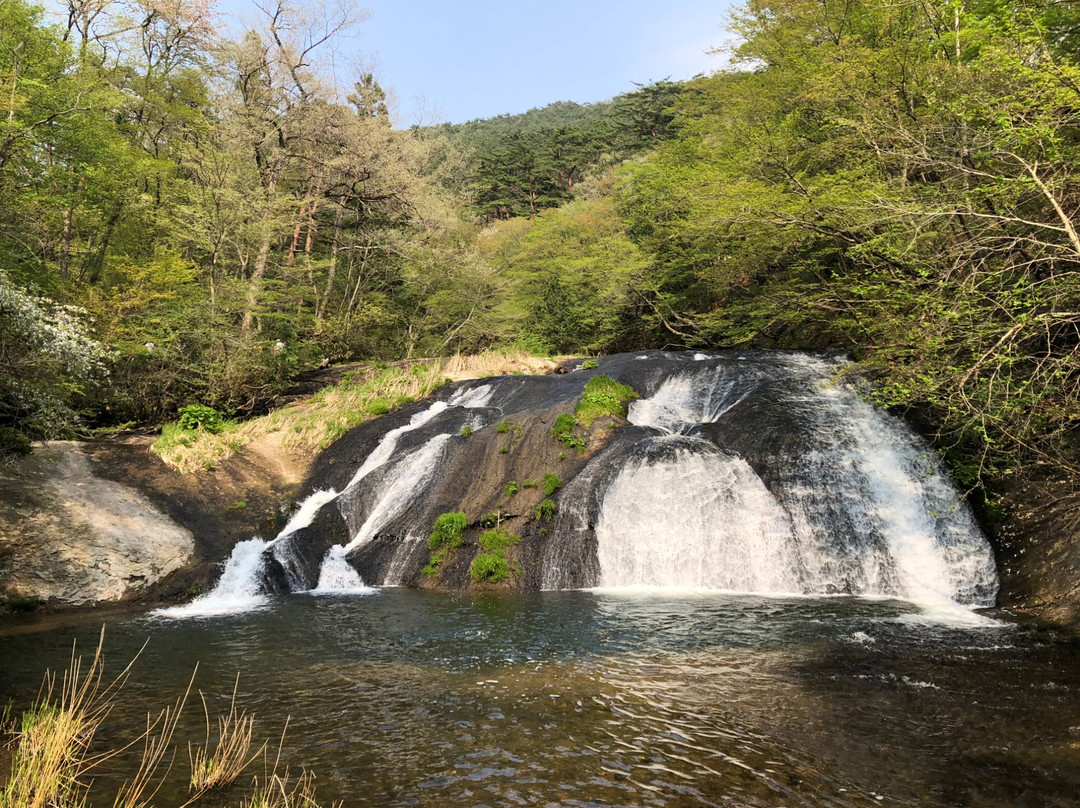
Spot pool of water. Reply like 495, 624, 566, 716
2, 591, 1080, 807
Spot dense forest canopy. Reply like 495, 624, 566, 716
1, 0, 1078, 491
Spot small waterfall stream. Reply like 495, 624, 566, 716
159, 352, 998, 621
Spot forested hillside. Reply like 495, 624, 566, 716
2, 0, 1078, 495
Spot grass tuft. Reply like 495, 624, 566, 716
188, 675, 264, 796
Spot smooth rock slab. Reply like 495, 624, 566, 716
0, 442, 194, 604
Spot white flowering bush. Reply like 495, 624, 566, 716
0, 273, 110, 453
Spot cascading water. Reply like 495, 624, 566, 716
159, 386, 494, 616
157, 352, 998, 622
594, 353, 997, 620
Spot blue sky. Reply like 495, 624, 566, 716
340, 0, 735, 124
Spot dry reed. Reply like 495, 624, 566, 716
0, 628, 140, 808
188, 676, 264, 796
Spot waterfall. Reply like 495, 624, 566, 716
595, 437, 801, 592
158, 386, 494, 616
312, 546, 372, 593
156, 353, 998, 622
153, 538, 271, 617
594, 354, 998, 618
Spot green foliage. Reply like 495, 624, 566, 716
535, 499, 557, 521
486, 197, 650, 354
470, 526, 520, 584
522, 479, 538, 489
542, 473, 562, 496
581, 359, 599, 369
427, 512, 468, 552
469, 552, 512, 584
177, 404, 226, 434
504, 481, 519, 498
461, 425, 473, 437
226, 500, 247, 511
424, 511, 468, 576
366, 400, 391, 416
496, 419, 510, 433
551, 413, 585, 450
478, 512, 499, 528
478, 526, 518, 553
575, 376, 638, 427
433, 85, 680, 220
0, 274, 109, 451
5, 597, 40, 613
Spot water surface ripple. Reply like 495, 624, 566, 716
2, 591, 1079, 807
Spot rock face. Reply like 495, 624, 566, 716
241, 351, 1000, 614
991, 475, 1080, 627
0, 443, 195, 604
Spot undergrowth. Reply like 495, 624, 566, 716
423, 512, 468, 576
470, 527, 520, 584
0, 632, 339, 808
152, 351, 554, 474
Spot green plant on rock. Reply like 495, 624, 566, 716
461, 425, 473, 437
505, 481, 519, 498
522, 480, 538, 489
496, 419, 510, 434
542, 473, 562, 496
424, 512, 468, 575
470, 553, 512, 584
535, 498, 557, 521
177, 404, 226, 434
470, 526, 520, 584
574, 375, 638, 427
581, 358, 599, 369
551, 413, 585, 450
479, 511, 500, 528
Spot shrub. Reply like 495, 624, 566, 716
479, 512, 499, 528
581, 358, 599, 369
496, 419, 510, 434
574, 376, 638, 427
551, 413, 585, 450
522, 479, 538, 488
6, 596, 40, 612
479, 526, 518, 552
542, 473, 562, 496
177, 404, 226, 433
428, 512, 467, 552
424, 512, 468, 576
461, 425, 473, 437
504, 481, 519, 498
470, 526, 520, 584
470, 552, 511, 583
535, 499, 557, 521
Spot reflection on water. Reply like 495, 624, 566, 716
2, 591, 1080, 807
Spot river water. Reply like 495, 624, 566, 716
2, 591, 1080, 807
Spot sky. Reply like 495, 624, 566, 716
334, 0, 736, 125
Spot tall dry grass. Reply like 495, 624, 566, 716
0, 629, 139, 808
1, 637, 336, 808
151, 350, 558, 473
188, 676, 264, 797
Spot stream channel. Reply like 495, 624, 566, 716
2, 591, 1080, 808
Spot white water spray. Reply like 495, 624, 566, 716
159, 385, 494, 615
598, 356, 998, 618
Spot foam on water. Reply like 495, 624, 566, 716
311, 546, 376, 594
598, 355, 998, 622
152, 538, 271, 617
